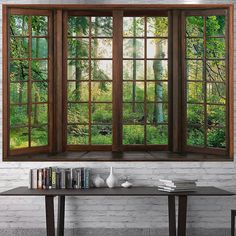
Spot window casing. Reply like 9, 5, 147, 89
2, 5, 234, 161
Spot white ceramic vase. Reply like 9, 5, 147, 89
93, 174, 105, 188
106, 167, 117, 188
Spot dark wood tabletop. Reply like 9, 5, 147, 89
0, 186, 234, 197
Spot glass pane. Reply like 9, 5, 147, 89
186, 60, 203, 81
206, 60, 225, 82
10, 60, 28, 81
10, 15, 29, 36
147, 39, 168, 59
10, 82, 28, 104
91, 60, 112, 80
187, 104, 204, 126
31, 104, 48, 125
146, 125, 168, 144
187, 82, 204, 103
123, 125, 144, 144
68, 82, 89, 102
32, 38, 48, 58
32, 82, 48, 102
207, 82, 226, 104
91, 39, 112, 58
123, 17, 144, 37
10, 37, 29, 58
32, 16, 48, 36
10, 105, 28, 126
91, 82, 112, 102
186, 38, 204, 59
187, 126, 204, 146
206, 16, 225, 37
207, 105, 226, 126
32, 60, 48, 81
67, 124, 89, 145
68, 16, 89, 37
91, 17, 113, 37
10, 127, 29, 149
92, 103, 112, 124
147, 17, 168, 37
91, 125, 112, 144
186, 16, 204, 37
123, 82, 144, 102
67, 60, 89, 81
68, 103, 89, 124
31, 125, 48, 147
147, 103, 168, 124
123, 103, 144, 124
206, 38, 225, 59
147, 60, 168, 81
68, 38, 89, 58
207, 127, 226, 148
123, 60, 144, 81
147, 82, 168, 102
123, 39, 144, 58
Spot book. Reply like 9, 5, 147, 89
32, 169, 38, 189
28, 169, 32, 189
49, 167, 52, 189
56, 169, 61, 189
52, 168, 57, 189
60, 169, 66, 189
84, 168, 90, 189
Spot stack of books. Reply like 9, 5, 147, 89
158, 178, 197, 192
29, 167, 91, 190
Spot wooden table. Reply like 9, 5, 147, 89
0, 186, 233, 236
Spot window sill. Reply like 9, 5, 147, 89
4, 151, 232, 162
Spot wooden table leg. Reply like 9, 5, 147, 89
168, 195, 176, 236
57, 196, 65, 236
45, 196, 55, 236
177, 196, 187, 236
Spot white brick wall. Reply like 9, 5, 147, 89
0, 0, 235, 230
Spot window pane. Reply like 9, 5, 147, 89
32, 38, 48, 58
10, 105, 28, 126
32, 82, 48, 102
91, 17, 113, 37
147, 82, 168, 102
187, 126, 204, 146
147, 60, 168, 81
186, 38, 204, 59
123, 103, 144, 124
32, 16, 48, 36
206, 60, 225, 82
186, 60, 203, 81
123, 39, 144, 58
186, 16, 204, 37
147, 39, 168, 59
68, 16, 89, 37
68, 103, 89, 124
123, 17, 144, 37
91, 125, 112, 144
187, 82, 204, 103
146, 125, 168, 144
31, 104, 48, 125
31, 125, 48, 147
123, 125, 144, 144
91, 39, 112, 58
207, 127, 226, 148
91, 82, 112, 102
10, 60, 28, 81
147, 17, 168, 37
123, 60, 144, 81
206, 16, 225, 37
68, 38, 89, 58
68, 82, 89, 102
32, 60, 48, 81
10, 82, 28, 104
10, 37, 29, 58
206, 38, 225, 59
123, 82, 144, 102
207, 82, 226, 104
147, 103, 168, 124
67, 124, 89, 145
10, 15, 29, 36
91, 60, 112, 80
207, 105, 226, 126
92, 103, 112, 124
10, 127, 29, 149
67, 60, 89, 81
187, 104, 204, 126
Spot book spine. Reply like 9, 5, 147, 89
81, 168, 84, 189
52, 168, 56, 189
42, 168, 46, 189
32, 169, 38, 189
85, 168, 90, 189
28, 169, 32, 189
38, 169, 43, 189
49, 167, 52, 189
56, 169, 61, 189
76, 168, 81, 189
60, 169, 66, 189
65, 169, 71, 189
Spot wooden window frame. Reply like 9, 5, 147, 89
2, 4, 234, 161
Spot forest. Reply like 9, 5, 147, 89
9, 14, 226, 149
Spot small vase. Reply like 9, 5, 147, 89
106, 167, 117, 188
93, 174, 105, 188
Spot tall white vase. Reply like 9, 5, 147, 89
106, 167, 117, 188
